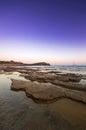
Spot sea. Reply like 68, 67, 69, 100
21, 65, 86, 75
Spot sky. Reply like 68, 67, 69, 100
0, 0, 86, 65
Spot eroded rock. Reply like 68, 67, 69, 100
11, 79, 65, 103
11, 79, 86, 103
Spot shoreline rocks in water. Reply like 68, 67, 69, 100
11, 79, 86, 103
0, 65, 86, 103
11, 80, 65, 103
25, 71, 81, 83
24, 71, 86, 92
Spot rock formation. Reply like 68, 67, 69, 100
11, 79, 86, 103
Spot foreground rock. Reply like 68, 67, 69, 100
11, 79, 86, 103
11, 80, 65, 103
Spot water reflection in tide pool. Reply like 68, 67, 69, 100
0, 72, 86, 130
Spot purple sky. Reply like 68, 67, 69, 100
0, 0, 86, 64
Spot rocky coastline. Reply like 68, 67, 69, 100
11, 79, 86, 103
6, 66, 86, 104
0, 64, 86, 104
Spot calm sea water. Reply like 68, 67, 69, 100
22, 65, 86, 75
0, 72, 86, 130
54, 65, 86, 74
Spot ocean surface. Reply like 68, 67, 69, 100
22, 65, 86, 75
0, 67, 86, 130
53, 65, 86, 74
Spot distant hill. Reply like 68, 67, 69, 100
25, 62, 50, 66
0, 60, 23, 66
0, 61, 50, 66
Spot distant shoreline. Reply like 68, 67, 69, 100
0, 61, 50, 66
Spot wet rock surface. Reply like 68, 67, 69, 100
11, 79, 86, 103
11, 80, 65, 103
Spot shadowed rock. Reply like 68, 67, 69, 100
51, 80, 86, 92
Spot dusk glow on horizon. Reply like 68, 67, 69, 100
0, 0, 86, 65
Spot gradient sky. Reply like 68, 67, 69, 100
0, 0, 86, 64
